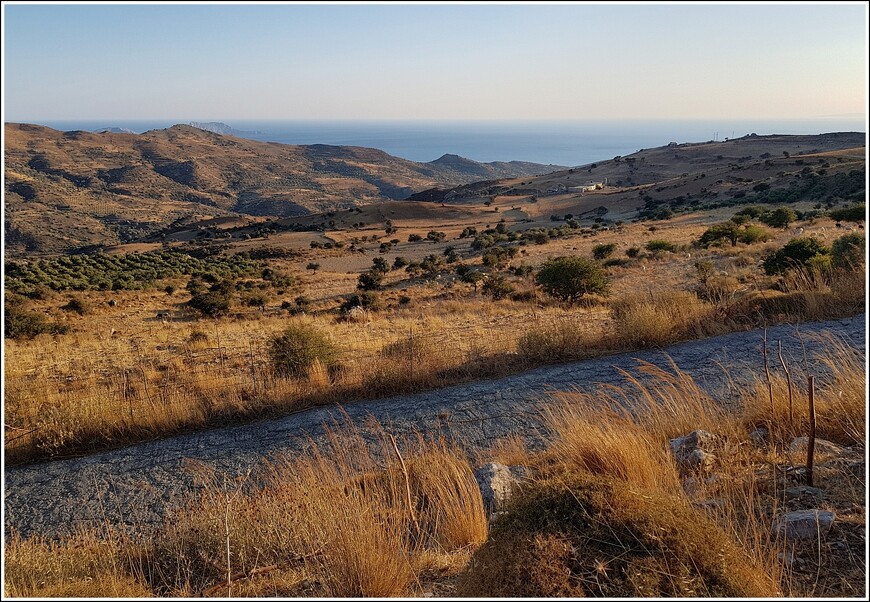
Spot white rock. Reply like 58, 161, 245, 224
773, 509, 835, 541
474, 462, 527, 515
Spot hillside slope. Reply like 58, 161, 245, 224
3, 123, 563, 256
409, 132, 866, 222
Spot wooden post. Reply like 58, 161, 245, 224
806, 375, 816, 487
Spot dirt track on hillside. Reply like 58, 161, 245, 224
4, 315, 864, 538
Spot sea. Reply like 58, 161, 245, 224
32, 118, 866, 167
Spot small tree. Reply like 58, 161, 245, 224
759, 207, 797, 229
306, 262, 320, 274
535, 256, 610, 302
426, 230, 447, 243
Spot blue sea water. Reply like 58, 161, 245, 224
31, 118, 866, 167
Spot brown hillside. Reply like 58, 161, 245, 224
3, 123, 562, 256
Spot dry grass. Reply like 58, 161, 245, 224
543, 399, 682, 494
4, 217, 864, 464
742, 334, 866, 447
6, 341, 865, 598
610, 289, 725, 348
5, 420, 487, 598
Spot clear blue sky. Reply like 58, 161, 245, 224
3, 2, 867, 122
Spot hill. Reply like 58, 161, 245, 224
3, 123, 564, 256
410, 132, 866, 223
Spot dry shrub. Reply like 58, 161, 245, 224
457, 473, 779, 598
543, 398, 681, 494
4, 529, 151, 598
516, 322, 598, 363
611, 290, 719, 348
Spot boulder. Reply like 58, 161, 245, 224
773, 509, 835, 541
784, 486, 824, 501
788, 437, 844, 462
749, 427, 769, 446
474, 463, 527, 515
670, 430, 717, 472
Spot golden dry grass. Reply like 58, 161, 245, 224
4, 217, 863, 464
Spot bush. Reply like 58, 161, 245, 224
426, 231, 446, 243
591, 243, 617, 260
831, 233, 865, 270
626, 247, 641, 258
340, 291, 381, 313
4, 299, 68, 340
535, 256, 610, 302
737, 225, 771, 244
187, 283, 233, 317
269, 324, 338, 377
61, 296, 90, 315
645, 239, 677, 253
482, 274, 515, 300
357, 270, 384, 291
759, 207, 797, 229
828, 203, 865, 223
763, 237, 830, 275
407, 234, 423, 242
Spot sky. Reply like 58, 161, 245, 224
2, 2, 867, 122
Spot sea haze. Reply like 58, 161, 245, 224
32, 118, 866, 167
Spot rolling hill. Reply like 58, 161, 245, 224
3, 123, 564, 256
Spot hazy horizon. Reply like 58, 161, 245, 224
3, 3, 867, 123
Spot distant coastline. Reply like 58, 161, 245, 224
25, 118, 867, 166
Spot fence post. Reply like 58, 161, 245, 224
806, 375, 816, 487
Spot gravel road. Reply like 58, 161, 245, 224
4, 315, 864, 538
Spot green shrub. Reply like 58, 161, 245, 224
269, 324, 338, 377
831, 233, 865, 270
187, 285, 232, 317
61, 296, 90, 315
592, 243, 617, 260
737, 225, 772, 244
482, 274, 515, 300
626, 247, 641, 258
645, 240, 677, 253
340, 291, 381, 313
535, 256, 610, 302
763, 237, 830, 275
759, 207, 797, 229
4, 296, 68, 339
357, 270, 384, 291
829, 203, 865, 223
